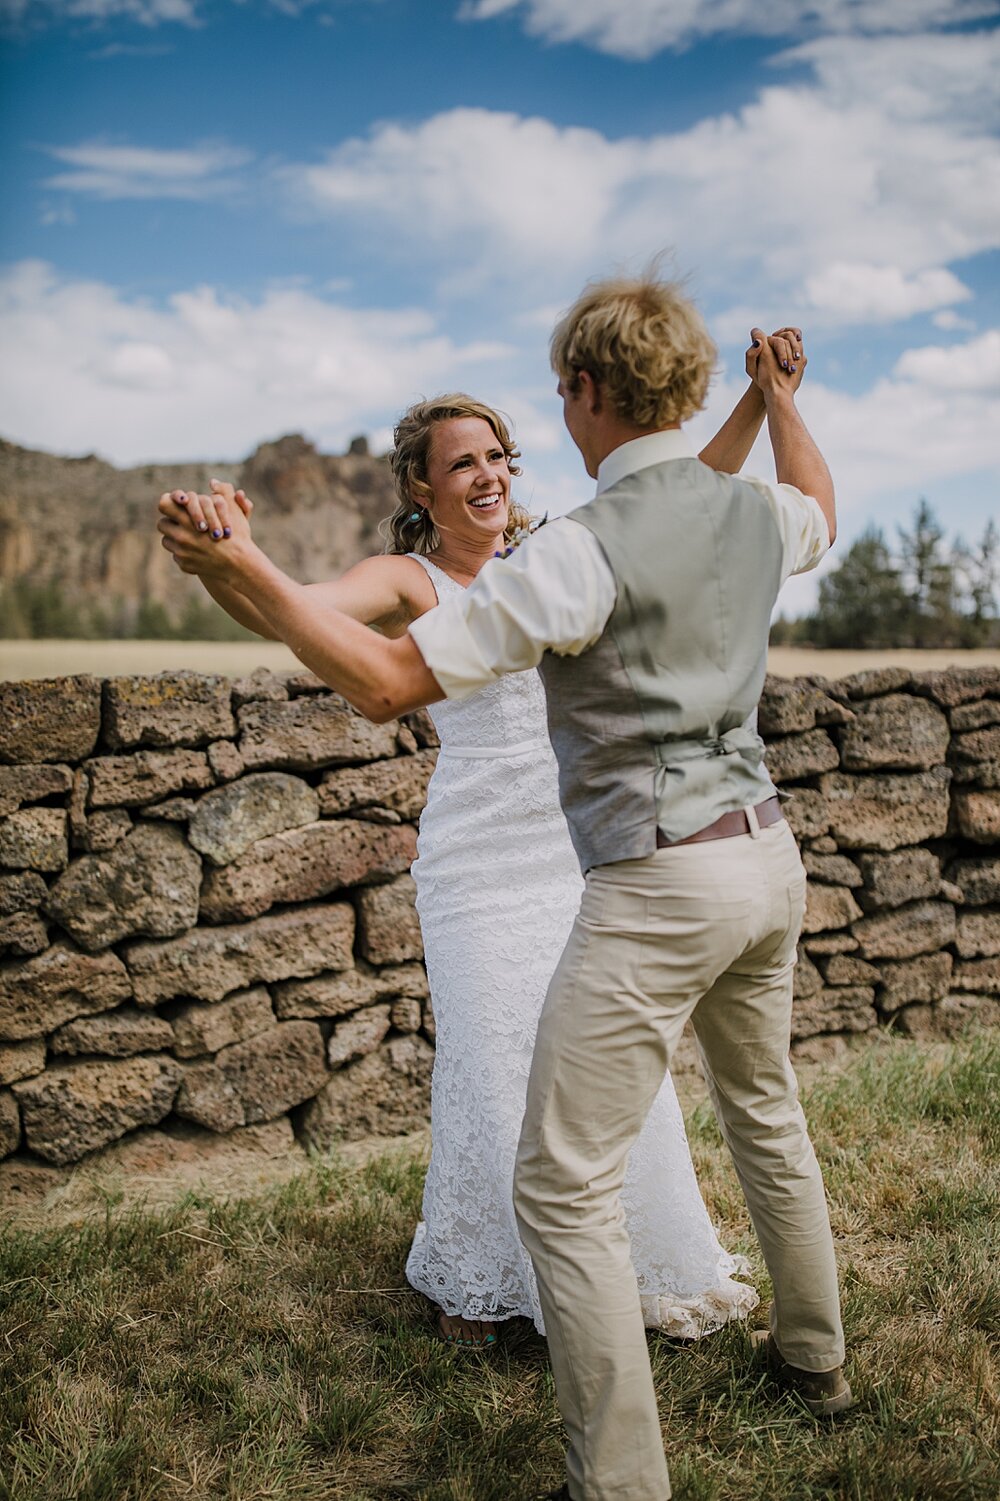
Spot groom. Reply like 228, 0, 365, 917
165, 272, 849, 1500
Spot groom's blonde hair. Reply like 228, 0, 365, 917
550, 267, 716, 428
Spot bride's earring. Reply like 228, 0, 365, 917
409, 511, 422, 523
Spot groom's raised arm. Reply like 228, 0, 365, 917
697, 327, 804, 475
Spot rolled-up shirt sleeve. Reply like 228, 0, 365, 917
408, 518, 617, 701
746, 477, 831, 581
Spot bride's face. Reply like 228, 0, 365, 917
422, 417, 511, 544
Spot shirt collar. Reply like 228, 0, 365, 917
595, 428, 697, 497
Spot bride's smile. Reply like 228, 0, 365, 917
422, 414, 512, 544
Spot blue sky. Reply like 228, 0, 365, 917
2, 0, 998, 614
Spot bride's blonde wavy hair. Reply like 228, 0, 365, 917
382, 394, 530, 555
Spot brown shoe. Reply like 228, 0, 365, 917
751, 1330, 853, 1416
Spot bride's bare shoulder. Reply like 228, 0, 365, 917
321, 552, 439, 635
358, 552, 438, 608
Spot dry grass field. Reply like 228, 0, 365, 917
1, 1035, 998, 1501
3, 639, 1000, 682
0, 639, 302, 682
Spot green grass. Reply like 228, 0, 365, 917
2, 1036, 999, 1500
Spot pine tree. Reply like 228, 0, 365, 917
897, 499, 960, 647
953, 518, 999, 646
806, 527, 910, 648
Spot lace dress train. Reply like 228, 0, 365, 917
404, 555, 758, 1337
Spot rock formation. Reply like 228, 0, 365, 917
0, 434, 396, 633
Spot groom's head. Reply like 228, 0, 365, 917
550, 270, 716, 476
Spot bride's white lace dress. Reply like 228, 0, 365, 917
404, 555, 758, 1337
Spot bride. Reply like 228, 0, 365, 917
158, 332, 801, 1347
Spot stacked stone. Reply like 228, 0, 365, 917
760, 666, 1000, 1062
0, 669, 440, 1166
1, 665, 997, 1174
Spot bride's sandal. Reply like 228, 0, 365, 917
436, 1308, 497, 1349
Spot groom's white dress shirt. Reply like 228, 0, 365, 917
409, 429, 830, 700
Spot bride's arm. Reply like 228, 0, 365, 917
698, 327, 803, 475
158, 484, 435, 639
158, 492, 432, 639
159, 502, 440, 720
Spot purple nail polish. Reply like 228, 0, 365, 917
752, 339, 760, 348
223, 527, 231, 538
212, 529, 222, 539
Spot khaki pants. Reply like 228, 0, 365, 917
514, 819, 845, 1501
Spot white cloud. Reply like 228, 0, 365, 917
800, 263, 972, 322
514, 303, 567, 332
789, 370, 999, 508
461, 0, 1000, 60
932, 309, 976, 332
1, 0, 197, 25
777, 30, 1000, 128
281, 109, 630, 294
87, 39, 173, 54
43, 141, 251, 200
99, 339, 176, 389
282, 30, 1000, 318
0, 0, 367, 26
892, 328, 1000, 391
0, 260, 512, 464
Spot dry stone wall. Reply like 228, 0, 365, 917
761, 666, 1000, 1062
0, 664, 998, 1177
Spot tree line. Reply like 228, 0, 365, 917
771, 500, 999, 649
0, 584, 256, 642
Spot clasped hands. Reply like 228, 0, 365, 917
157, 325, 807, 581
748, 324, 806, 397
157, 478, 255, 583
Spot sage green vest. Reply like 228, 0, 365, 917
537, 457, 784, 871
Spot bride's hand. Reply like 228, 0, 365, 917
158, 479, 254, 541
746, 327, 806, 392
157, 488, 253, 581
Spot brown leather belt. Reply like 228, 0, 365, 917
656, 795, 783, 848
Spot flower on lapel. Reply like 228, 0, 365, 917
494, 513, 548, 560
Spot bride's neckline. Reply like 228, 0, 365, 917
420, 553, 488, 590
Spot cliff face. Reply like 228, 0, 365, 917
0, 435, 397, 627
